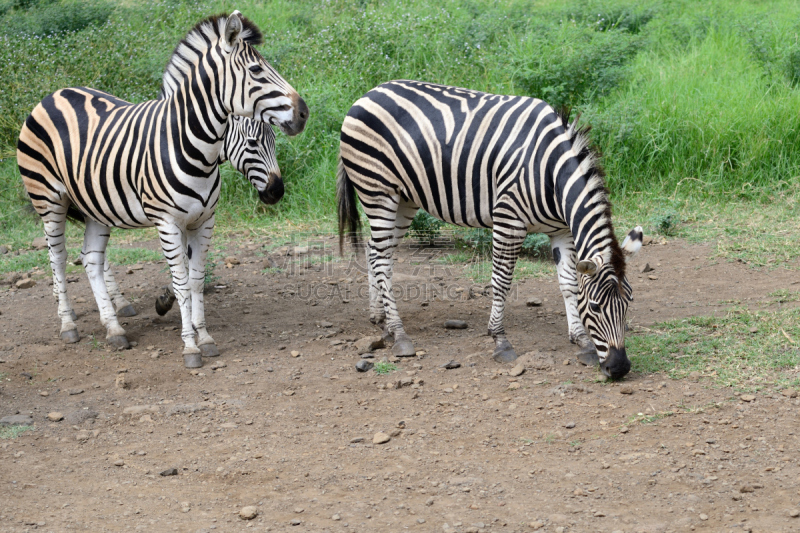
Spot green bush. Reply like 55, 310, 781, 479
2, 0, 114, 36
408, 211, 443, 243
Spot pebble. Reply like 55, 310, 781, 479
114, 459, 125, 467
283, 390, 295, 396
619, 385, 634, 395
15, 278, 36, 289
0, 415, 34, 426
355, 336, 385, 354
529, 521, 544, 530
294, 507, 304, 514
647, 275, 658, 280
239, 506, 258, 520
373, 432, 391, 444
64, 409, 98, 425
47, 412, 63, 422
509, 364, 525, 377
441, 360, 461, 369
115, 374, 128, 389
68, 388, 84, 395
641, 263, 654, 273
781, 389, 797, 398
748, 326, 758, 334
355, 360, 373, 372
739, 484, 755, 493
224, 256, 240, 265
39, 391, 49, 397
290, 350, 300, 357
526, 297, 543, 307
565, 421, 576, 429
619, 427, 629, 434
160, 468, 178, 477
332, 514, 341, 521
699, 514, 708, 521
444, 319, 468, 329
290, 518, 301, 526
740, 395, 755, 402
789, 509, 800, 518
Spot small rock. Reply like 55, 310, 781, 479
373, 432, 391, 444
740, 394, 755, 402
619, 426, 629, 434
619, 385, 634, 395
425, 498, 434, 506
441, 360, 461, 370
283, 390, 295, 396
160, 468, 178, 477
0, 415, 34, 427
290, 350, 301, 358
748, 326, 758, 334
32, 236, 48, 250
224, 256, 240, 265
699, 514, 708, 521
64, 409, 98, 425
68, 388, 84, 396
0, 245, 7, 255
319, 321, 333, 328
739, 484, 755, 493
349, 437, 365, 444
332, 514, 341, 521
789, 509, 800, 518
20, 372, 32, 380
114, 459, 125, 467
444, 319, 468, 329
688, 371, 701, 381
641, 263, 654, 273
648, 275, 658, 280
115, 374, 128, 389
781, 389, 797, 398
293, 507, 304, 514
289, 518, 301, 526
239, 506, 258, 520
529, 521, 544, 530
39, 391, 49, 397
355, 336, 385, 354
15, 278, 36, 289
47, 412, 63, 422
526, 297, 543, 307
355, 360, 373, 372
565, 421, 576, 429
509, 364, 525, 377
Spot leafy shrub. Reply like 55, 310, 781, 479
408, 211, 444, 243
457, 227, 493, 254
511, 21, 644, 109
2, 0, 114, 36
650, 208, 681, 236
521, 233, 551, 258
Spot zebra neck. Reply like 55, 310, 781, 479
166, 78, 228, 168
563, 188, 616, 266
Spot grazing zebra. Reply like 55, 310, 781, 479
337, 80, 641, 379
17, 12, 308, 368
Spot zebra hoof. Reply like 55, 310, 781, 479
492, 347, 518, 364
392, 336, 416, 357
200, 343, 220, 358
183, 353, 203, 368
70, 310, 78, 322
576, 347, 600, 367
61, 329, 80, 344
117, 304, 137, 317
155, 287, 176, 316
107, 335, 130, 350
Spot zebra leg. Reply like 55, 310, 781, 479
187, 217, 219, 358
103, 257, 137, 317
550, 232, 598, 366
488, 219, 526, 363
156, 223, 201, 368
44, 215, 79, 343
81, 219, 129, 349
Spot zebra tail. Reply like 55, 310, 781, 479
336, 156, 361, 255
66, 205, 86, 225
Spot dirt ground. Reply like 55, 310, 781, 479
1, 235, 800, 533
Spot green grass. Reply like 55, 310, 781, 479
628, 306, 800, 390
373, 361, 399, 375
0, 425, 33, 439
0, 245, 162, 275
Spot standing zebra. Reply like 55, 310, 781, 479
338, 80, 641, 379
17, 12, 308, 368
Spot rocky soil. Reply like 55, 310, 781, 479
1, 235, 799, 533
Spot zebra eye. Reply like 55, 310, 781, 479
246, 138, 259, 148
589, 302, 601, 314
249, 65, 263, 74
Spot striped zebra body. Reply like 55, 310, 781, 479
17, 12, 306, 368
338, 80, 642, 379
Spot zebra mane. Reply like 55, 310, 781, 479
160, 12, 263, 98
560, 111, 627, 283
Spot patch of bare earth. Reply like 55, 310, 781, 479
1, 237, 799, 532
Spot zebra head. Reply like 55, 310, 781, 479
221, 12, 308, 135
576, 226, 643, 379
161, 12, 308, 136
222, 116, 283, 205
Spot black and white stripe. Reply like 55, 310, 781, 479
338, 80, 642, 379
17, 12, 306, 368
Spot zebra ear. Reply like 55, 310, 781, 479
621, 226, 643, 260
223, 12, 243, 52
576, 260, 598, 277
